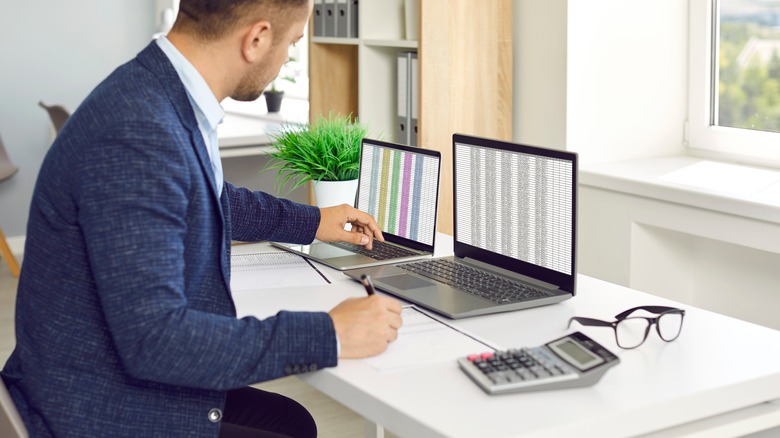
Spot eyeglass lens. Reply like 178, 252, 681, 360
615, 318, 650, 349
657, 312, 684, 341
615, 312, 683, 348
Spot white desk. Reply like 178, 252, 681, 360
231, 236, 780, 438
217, 98, 308, 159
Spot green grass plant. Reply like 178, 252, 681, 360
267, 113, 369, 193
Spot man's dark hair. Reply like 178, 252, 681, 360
175, 0, 309, 41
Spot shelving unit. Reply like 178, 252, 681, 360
309, 0, 513, 233
309, 0, 418, 140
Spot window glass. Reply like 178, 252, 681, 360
717, 0, 780, 134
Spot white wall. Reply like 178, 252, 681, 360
0, 1, 156, 238
566, 0, 688, 163
514, 0, 688, 161
513, 0, 568, 150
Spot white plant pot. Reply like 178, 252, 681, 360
313, 179, 359, 208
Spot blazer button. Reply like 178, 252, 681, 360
208, 408, 223, 423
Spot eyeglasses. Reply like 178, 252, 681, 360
568, 306, 685, 349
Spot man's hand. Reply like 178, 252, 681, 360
329, 295, 403, 358
316, 204, 384, 250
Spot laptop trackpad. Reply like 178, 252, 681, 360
380, 274, 434, 290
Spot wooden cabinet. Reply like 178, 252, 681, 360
309, 0, 513, 233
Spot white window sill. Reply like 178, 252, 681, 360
221, 96, 309, 125
580, 156, 780, 226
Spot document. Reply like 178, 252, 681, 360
364, 306, 496, 372
230, 251, 332, 291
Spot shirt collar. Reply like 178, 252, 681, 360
156, 36, 224, 131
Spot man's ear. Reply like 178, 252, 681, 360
241, 20, 273, 63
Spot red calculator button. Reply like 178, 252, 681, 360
481, 352, 494, 360
467, 354, 480, 361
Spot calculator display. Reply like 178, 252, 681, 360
548, 337, 604, 371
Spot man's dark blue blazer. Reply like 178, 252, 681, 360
1, 41, 338, 437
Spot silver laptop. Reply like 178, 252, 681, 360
272, 138, 441, 271
345, 134, 577, 319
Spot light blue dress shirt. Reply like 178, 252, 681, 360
156, 36, 224, 196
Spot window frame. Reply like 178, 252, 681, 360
688, 0, 780, 168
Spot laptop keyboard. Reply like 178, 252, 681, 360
398, 259, 556, 304
330, 240, 420, 260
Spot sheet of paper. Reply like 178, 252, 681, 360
364, 306, 496, 372
230, 251, 332, 291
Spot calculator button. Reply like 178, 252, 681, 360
505, 371, 523, 382
488, 372, 509, 384
536, 369, 552, 378
517, 368, 536, 380
512, 370, 528, 381
467, 354, 479, 361
481, 352, 494, 360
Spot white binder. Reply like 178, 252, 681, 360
397, 52, 410, 145
410, 52, 419, 146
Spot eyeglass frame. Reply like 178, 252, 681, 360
568, 305, 686, 349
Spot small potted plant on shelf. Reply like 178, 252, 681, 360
266, 113, 369, 207
264, 57, 298, 113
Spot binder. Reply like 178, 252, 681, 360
313, 0, 324, 37
336, 0, 348, 38
410, 52, 418, 146
397, 52, 410, 145
348, 0, 359, 38
324, 0, 336, 37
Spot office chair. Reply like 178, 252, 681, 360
38, 101, 70, 135
0, 375, 27, 437
0, 134, 21, 278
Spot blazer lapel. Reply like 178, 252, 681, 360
135, 42, 232, 290
136, 43, 223, 204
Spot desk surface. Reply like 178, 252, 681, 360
231, 237, 780, 438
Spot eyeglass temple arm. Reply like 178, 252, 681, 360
568, 316, 614, 328
615, 305, 684, 320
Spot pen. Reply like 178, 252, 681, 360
360, 274, 376, 296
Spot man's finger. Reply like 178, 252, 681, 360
335, 229, 370, 246
348, 213, 384, 242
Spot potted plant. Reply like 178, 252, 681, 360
264, 57, 298, 113
266, 113, 369, 207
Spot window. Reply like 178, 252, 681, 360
280, 24, 310, 101
688, 0, 780, 166
155, 0, 310, 101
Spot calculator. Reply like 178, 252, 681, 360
457, 331, 620, 394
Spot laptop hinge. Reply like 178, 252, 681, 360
461, 257, 560, 291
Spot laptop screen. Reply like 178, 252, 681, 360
452, 134, 577, 293
356, 139, 440, 247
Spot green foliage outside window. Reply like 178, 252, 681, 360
718, 21, 780, 132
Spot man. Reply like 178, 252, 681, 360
1, 0, 403, 436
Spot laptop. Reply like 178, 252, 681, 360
345, 134, 577, 319
272, 138, 442, 271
